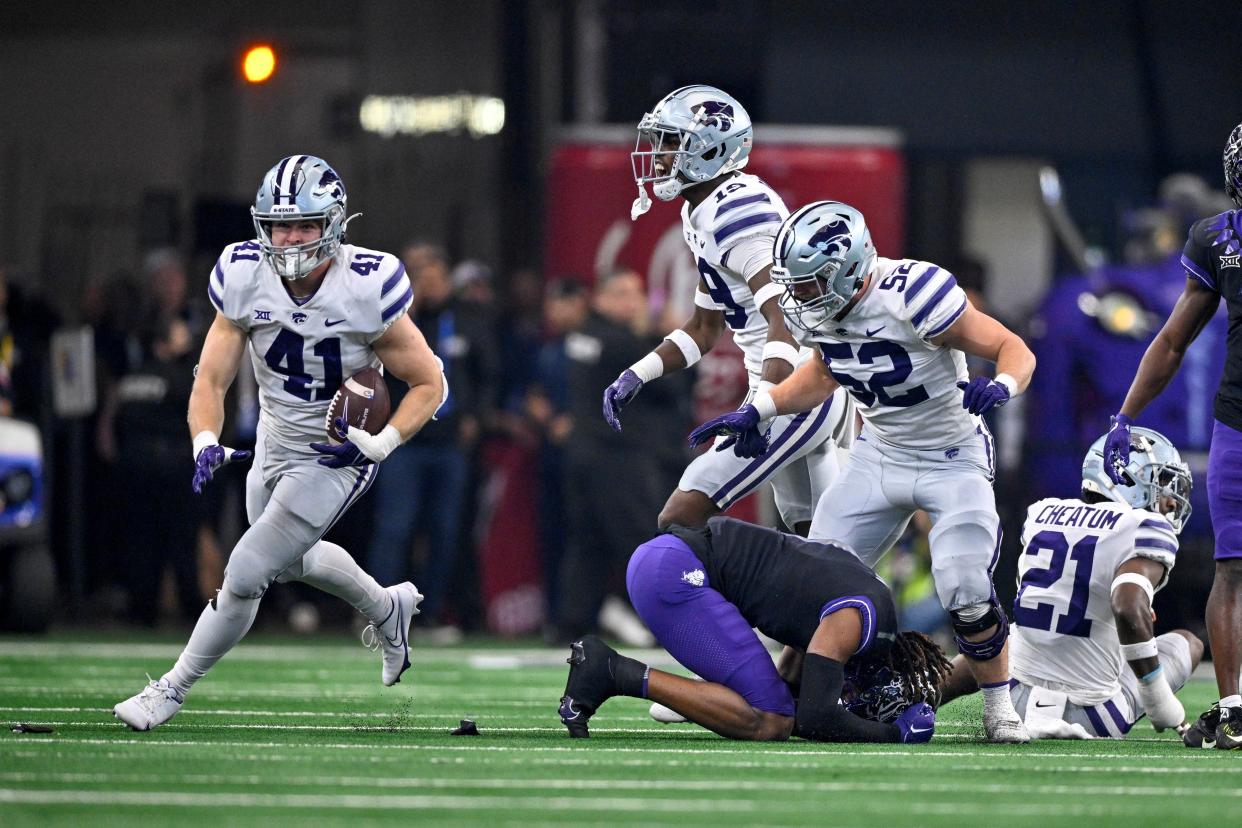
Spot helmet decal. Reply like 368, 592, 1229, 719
807, 218, 853, 258
696, 100, 735, 132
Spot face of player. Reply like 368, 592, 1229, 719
652, 131, 682, 181
270, 220, 324, 249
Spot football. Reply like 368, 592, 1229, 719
325, 367, 391, 442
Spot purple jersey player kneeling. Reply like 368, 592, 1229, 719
558, 517, 949, 744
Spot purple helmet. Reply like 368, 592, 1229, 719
1225, 122, 1242, 208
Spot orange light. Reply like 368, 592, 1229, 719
243, 45, 276, 84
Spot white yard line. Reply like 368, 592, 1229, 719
0, 771, 1235, 797
2, 736, 1232, 762
0, 788, 1174, 817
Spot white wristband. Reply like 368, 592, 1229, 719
751, 390, 778, 421
629, 352, 665, 383
995, 373, 1018, 396
761, 340, 800, 367
1119, 639, 1160, 661
350, 423, 403, 464
663, 329, 702, 368
1135, 665, 1185, 732
192, 430, 219, 460
752, 282, 784, 309
1111, 573, 1155, 605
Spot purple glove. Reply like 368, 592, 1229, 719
191, 444, 253, 494
1103, 413, 1135, 485
688, 404, 770, 458
894, 702, 935, 744
310, 417, 375, 468
956, 377, 1011, 415
602, 369, 644, 432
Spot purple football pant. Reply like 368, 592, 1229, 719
626, 535, 795, 716
1208, 420, 1242, 561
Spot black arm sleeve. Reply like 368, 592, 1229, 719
794, 653, 900, 743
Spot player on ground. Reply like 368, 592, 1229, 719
1103, 122, 1242, 750
690, 201, 1037, 742
940, 429, 1203, 738
114, 155, 446, 731
604, 85, 852, 534
558, 517, 947, 743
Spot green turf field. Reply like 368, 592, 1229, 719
0, 634, 1232, 827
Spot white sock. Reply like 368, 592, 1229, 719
1220, 694, 1242, 709
164, 590, 261, 697
981, 681, 1017, 718
295, 540, 388, 623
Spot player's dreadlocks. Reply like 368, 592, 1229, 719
843, 630, 952, 723
888, 630, 953, 707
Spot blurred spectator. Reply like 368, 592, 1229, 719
523, 278, 589, 627
365, 242, 499, 633
497, 267, 545, 417
113, 316, 203, 625
556, 268, 673, 643
0, 269, 14, 416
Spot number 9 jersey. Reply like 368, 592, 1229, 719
208, 241, 413, 450
1010, 497, 1179, 704
681, 173, 791, 385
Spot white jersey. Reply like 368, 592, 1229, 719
208, 241, 413, 450
681, 173, 794, 385
802, 257, 974, 449
1009, 497, 1179, 705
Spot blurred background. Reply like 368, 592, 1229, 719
1, 0, 1239, 654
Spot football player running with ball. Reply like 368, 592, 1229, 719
691, 201, 1037, 742
604, 85, 852, 535
939, 429, 1203, 739
559, 517, 949, 744
1104, 122, 1242, 750
114, 155, 447, 731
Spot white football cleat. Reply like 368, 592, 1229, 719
363, 582, 423, 686
984, 709, 1031, 743
113, 677, 184, 731
649, 701, 688, 724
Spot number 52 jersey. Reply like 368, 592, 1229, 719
1009, 497, 1179, 704
802, 256, 974, 449
208, 240, 413, 450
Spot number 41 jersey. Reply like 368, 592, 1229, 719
208, 241, 413, 450
1009, 497, 1179, 704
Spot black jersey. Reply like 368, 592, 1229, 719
1183, 209, 1242, 431
665, 516, 897, 658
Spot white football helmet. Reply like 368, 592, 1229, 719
1082, 426, 1192, 533
631, 85, 753, 219
251, 155, 355, 280
770, 201, 876, 334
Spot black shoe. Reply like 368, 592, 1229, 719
1183, 704, 1224, 749
558, 635, 618, 738
1215, 705, 1242, 750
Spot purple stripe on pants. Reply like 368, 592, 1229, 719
1103, 700, 1133, 734
1083, 704, 1110, 737
625, 535, 795, 716
1208, 419, 1242, 560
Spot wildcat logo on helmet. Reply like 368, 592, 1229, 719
314, 169, 346, 202
696, 101, 735, 131
808, 218, 853, 257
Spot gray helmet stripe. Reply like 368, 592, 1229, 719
275, 155, 308, 205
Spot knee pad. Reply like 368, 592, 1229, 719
951, 599, 1008, 662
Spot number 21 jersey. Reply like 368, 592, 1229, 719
208, 241, 413, 450
1010, 497, 1179, 704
